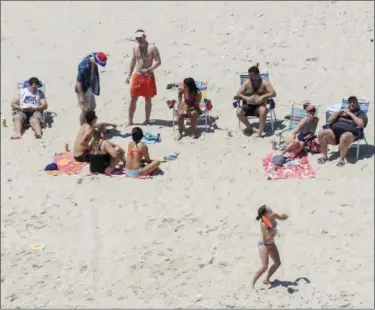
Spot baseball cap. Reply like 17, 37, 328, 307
92, 52, 107, 67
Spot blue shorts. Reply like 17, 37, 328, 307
125, 168, 142, 177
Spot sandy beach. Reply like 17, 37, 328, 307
1, 1, 374, 308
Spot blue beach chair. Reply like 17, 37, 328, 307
15, 79, 47, 128
323, 98, 369, 161
233, 70, 277, 133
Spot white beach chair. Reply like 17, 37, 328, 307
167, 80, 213, 133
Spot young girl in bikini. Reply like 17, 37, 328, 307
252, 205, 288, 289
125, 127, 160, 177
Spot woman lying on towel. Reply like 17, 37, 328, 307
252, 205, 288, 289
89, 128, 126, 175
281, 104, 319, 155
125, 127, 160, 177
177, 77, 202, 140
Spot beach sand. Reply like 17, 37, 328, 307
1, 1, 374, 308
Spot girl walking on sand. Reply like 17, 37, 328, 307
252, 205, 288, 289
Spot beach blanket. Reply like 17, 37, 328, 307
262, 152, 316, 180
141, 132, 161, 144
46, 152, 87, 176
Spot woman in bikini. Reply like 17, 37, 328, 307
125, 127, 160, 177
252, 205, 288, 289
177, 77, 202, 140
281, 104, 319, 155
89, 129, 126, 175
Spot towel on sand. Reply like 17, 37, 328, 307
262, 152, 316, 180
141, 132, 161, 144
46, 152, 87, 176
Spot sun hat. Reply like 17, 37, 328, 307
92, 52, 107, 67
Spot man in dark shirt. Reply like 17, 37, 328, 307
318, 96, 368, 167
75, 52, 107, 125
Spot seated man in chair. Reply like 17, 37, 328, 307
317, 96, 368, 167
235, 65, 276, 137
11, 77, 48, 139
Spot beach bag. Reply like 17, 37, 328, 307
307, 138, 321, 153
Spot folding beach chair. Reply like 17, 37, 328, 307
322, 98, 369, 161
277, 101, 319, 148
233, 70, 277, 132
167, 80, 213, 133
16, 79, 47, 128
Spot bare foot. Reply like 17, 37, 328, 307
253, 128, 265, 138
35, 134, 42, 139
142, 120, 150, 126
263, 279, 271, 285
126, 121, 134, 127
104, 167, 113, 176
11, 134, 22, 139
178, 133, 183, 141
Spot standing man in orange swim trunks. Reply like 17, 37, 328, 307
125, 29, 162, 126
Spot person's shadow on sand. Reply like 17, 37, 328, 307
269, 277, 311, 294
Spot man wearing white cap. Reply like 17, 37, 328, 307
75, 52, 108, 125
125, 29, 161, 126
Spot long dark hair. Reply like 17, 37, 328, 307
90, 129, 103, 155
256, 205, 267, 221
132, 127, 144, 144
184, 77, 199, 97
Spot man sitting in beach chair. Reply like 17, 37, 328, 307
235, 65, 277, 137
281, 104, 319, 155
317, 96, 368, 167
11, 77, 48, 139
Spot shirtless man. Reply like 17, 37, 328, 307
235, 65, 276, 137
125, 29, 162, 126
73, 110, 117, 162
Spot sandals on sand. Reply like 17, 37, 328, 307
336, 161, 345, 167
317, 157, 328, 164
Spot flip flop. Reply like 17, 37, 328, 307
336, 161, 345, 167
166, 83, 178, 90
317, 157, 328, 164
164, 153, 179, 161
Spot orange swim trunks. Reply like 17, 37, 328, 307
130, 73, 157, 98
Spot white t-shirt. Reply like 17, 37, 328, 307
19, 88, 45, 109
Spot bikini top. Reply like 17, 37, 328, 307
262, 215, 277, 233
129, 143, 144, 160
184, 90, 199, 107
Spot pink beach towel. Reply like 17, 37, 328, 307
262, 152, 316, 180
46, 152, 87, 176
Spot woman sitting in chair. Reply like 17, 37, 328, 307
177, 77, 202, 140
125, 127, 160, 177
89, 128, 126, 175
281, 104, 319, 155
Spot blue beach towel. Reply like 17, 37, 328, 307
141, 132, 161, 144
